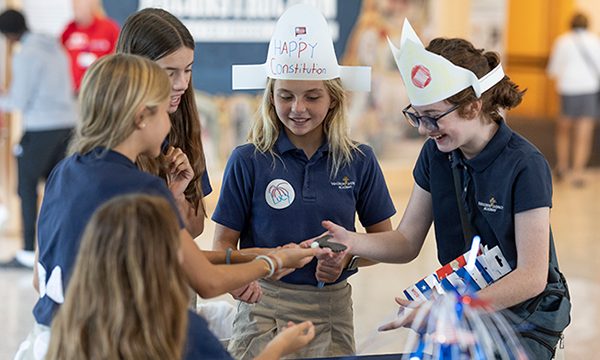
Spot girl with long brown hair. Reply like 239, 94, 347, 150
116, 8, 209, 237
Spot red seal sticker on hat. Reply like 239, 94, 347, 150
411, 65, 431, 89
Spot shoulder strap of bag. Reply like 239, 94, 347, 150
449, 151, 475, 248
573, 32, 600, 77
548, 228, 570, 300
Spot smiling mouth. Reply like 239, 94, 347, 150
291, 118, 308, 123
170, 96, 181, 104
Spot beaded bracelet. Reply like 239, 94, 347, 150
255, 255, 275, 278
267, 254, 282, 273
226, 248, 233, 265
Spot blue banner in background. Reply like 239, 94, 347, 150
102, 0, 362, 95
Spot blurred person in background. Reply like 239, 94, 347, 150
0, 9, 77, 269
61, 0, 119, 94
547, 12, 600, 187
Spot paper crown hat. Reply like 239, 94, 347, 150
388, 19, 505, 106
232, 4, 370, 91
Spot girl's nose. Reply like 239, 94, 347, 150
292, 99, 306, 113
418, 121, 432, 135
172, 71, 189, 92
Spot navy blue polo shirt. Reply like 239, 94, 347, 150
413, 120, 552, 269
185, 310, 233, 360
34, 148, 184, 326
212, 131, 396, 286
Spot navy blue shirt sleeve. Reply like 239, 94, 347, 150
355, 145, 396, 227
146, 177, 185, 229
413, 139, 435, 193
184, 311, 233, 360
512, 152, 553, 213
201, 168, 213, 197
211, 146, 254, 232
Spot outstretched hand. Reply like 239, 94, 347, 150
299, 221, 352, 252
271, 245, 318, 270
378, 297, 425, 331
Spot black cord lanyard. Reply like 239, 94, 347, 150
449, 152, 475, 248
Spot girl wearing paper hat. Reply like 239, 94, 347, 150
307, 20, 570, 360
212, 4, 396, 359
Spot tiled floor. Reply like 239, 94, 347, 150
1, 148, 599, 359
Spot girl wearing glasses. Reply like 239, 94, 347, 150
307, 21, 570, 360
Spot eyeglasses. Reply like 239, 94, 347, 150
402, 104, 460, 131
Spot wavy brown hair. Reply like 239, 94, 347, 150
116, 8, 206, 215
68, 53, 170, 156
248, 77, 361, 178
46, 194, 189, 360
426, 38, 526, 124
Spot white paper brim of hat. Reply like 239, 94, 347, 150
232, 3, 371, 92
388, 19, 505, 106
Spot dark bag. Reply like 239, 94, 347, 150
504, 231, 571, 360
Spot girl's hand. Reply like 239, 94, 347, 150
261, 321, 315, 358
271, 246, 318, 270
378, 297, 426, 331
229, 281, 263, 304
315, 256, 345, 283
300, 221, 352, 252
166, 146, 194, 197
313, 248, 348, 283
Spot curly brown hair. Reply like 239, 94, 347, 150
426, 38, 526, 124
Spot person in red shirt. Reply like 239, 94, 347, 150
61, 0, 119, 93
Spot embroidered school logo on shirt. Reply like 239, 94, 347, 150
477, 197, 504, 213
330, 176, 356, 190
265, 179, 295, 209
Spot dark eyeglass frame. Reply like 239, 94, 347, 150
402, 104, 460, 131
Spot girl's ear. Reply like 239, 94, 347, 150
329, 98, 338, 109
134, 105, 148, 129
465, 100, 482, 120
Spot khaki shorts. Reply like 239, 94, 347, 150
227, 279, 355, 360
14, 322, 51, 360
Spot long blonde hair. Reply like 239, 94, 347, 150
116, 8, 207, 215
46, 194, 189, 360
248, 77, 360, 177
68, 53, 171, 156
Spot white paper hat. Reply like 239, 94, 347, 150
232, 4, 370, 91
388, 19, 505, 106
